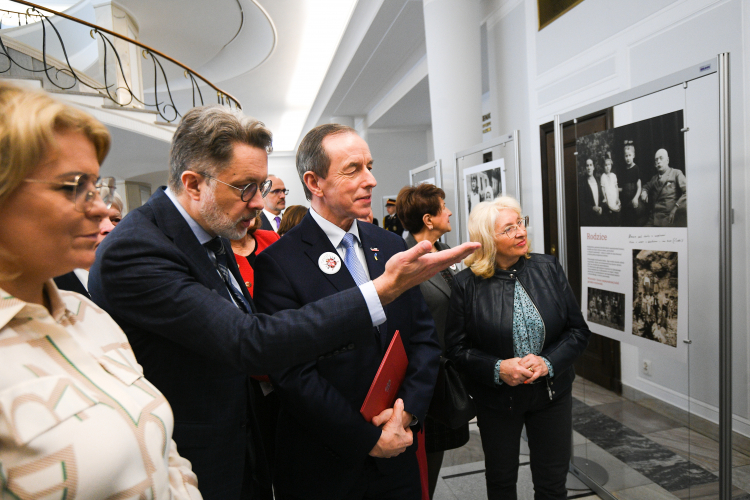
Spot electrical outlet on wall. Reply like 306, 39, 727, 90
642, 359, 652, 376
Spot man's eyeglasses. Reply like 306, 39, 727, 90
497, 216, 529, 239
269, 188, 289, 196
201, 173, 273, 202
25, 174, 106, 213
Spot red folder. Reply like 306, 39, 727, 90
360, 330, 408, 423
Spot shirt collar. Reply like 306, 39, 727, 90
263, 208, 282, 222
309, 207, 361, 249
0, 281, 72, 330
164, 187, 214, 245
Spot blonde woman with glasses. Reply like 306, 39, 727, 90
0, 82, 201, 499
444, 196, 591, 500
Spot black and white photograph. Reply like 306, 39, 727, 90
586, 287, 625, 332
462, 158, 505, 240
576, 110, 687, 228
632, 249, 678, 347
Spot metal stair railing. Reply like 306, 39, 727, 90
0, 0, 243, 123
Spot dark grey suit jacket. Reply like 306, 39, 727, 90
405, 234, 454, 349
88, 187, 377, 500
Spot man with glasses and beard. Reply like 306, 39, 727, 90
88, 106, 479, 500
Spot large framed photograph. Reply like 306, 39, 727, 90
461, 158, 505, 242
577, 110, 686, 229
538, 0, 585, 30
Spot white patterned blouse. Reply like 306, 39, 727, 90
0, 281, 201, 500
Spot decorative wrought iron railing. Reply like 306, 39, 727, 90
0, 7, 42, 27
0, 0, 242, 122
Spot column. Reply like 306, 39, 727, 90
94, 2, 143, 106
423, 0, 483, 245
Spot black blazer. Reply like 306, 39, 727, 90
88, 188, 378, 500
445, 254, 591, 409
254, 214, 440, 499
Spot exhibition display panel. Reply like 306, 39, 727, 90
453, 131, 521, 245
554, 54, 735, 500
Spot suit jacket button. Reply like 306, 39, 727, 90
348, 344, 354, 350
318, 356, 325, 361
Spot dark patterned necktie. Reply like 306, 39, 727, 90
439, 268, 454, 290
204, 237, 253, 313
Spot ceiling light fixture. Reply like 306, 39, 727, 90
273, 0, 356, 151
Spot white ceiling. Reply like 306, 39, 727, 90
116, 0, 432, 150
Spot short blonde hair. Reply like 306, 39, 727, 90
464, 196, 530, 278
0, 82, 111, 209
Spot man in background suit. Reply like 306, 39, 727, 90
255, 124, 441, 500
259, 174, 286, 232
383, 198, 404, 235
89, 107, 478, 500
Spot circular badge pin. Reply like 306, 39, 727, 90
318, 252, 341, 274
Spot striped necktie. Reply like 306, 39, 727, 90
341, 233, 368, 286
204, 237, 253, 313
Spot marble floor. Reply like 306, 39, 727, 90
432, 378, 749, 499
434, 420, 603, 500
572, 378, 750, 499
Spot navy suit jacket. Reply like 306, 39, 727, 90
54, 271, 90, 299
254, 213, 440, 499
88, 188, 379, 500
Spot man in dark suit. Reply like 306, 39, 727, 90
89, 107, 478, 500
383, 198, 404, 235
259, 174, 286, 232
254, 124, 441, 500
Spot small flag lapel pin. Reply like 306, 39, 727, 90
370, 248, 379, 260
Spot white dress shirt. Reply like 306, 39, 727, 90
263, 208, 282, 232
309, 207, 386, 327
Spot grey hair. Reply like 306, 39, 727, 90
110, 191, 124, 213
168, 105, 273, 193
296, 123, 356, 200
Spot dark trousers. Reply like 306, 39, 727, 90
278, 455, 421, 500
476, 383, 572, 500
343, 456, 421, 500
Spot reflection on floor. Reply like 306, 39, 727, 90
434, 420, 602, 500
571, 378, 750, 499
433, 378, 750, 500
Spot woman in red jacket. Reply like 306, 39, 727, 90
231, 212, 281, 500
231, 213, 280, 297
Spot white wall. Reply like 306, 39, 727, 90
267, 153, 309, 208
367, 129, 431, 222
481, 0, 750, 434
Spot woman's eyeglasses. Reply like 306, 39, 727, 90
25, 174, 107, 213
497, 216, 529, 239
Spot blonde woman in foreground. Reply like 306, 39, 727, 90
0, 82, 201, 499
